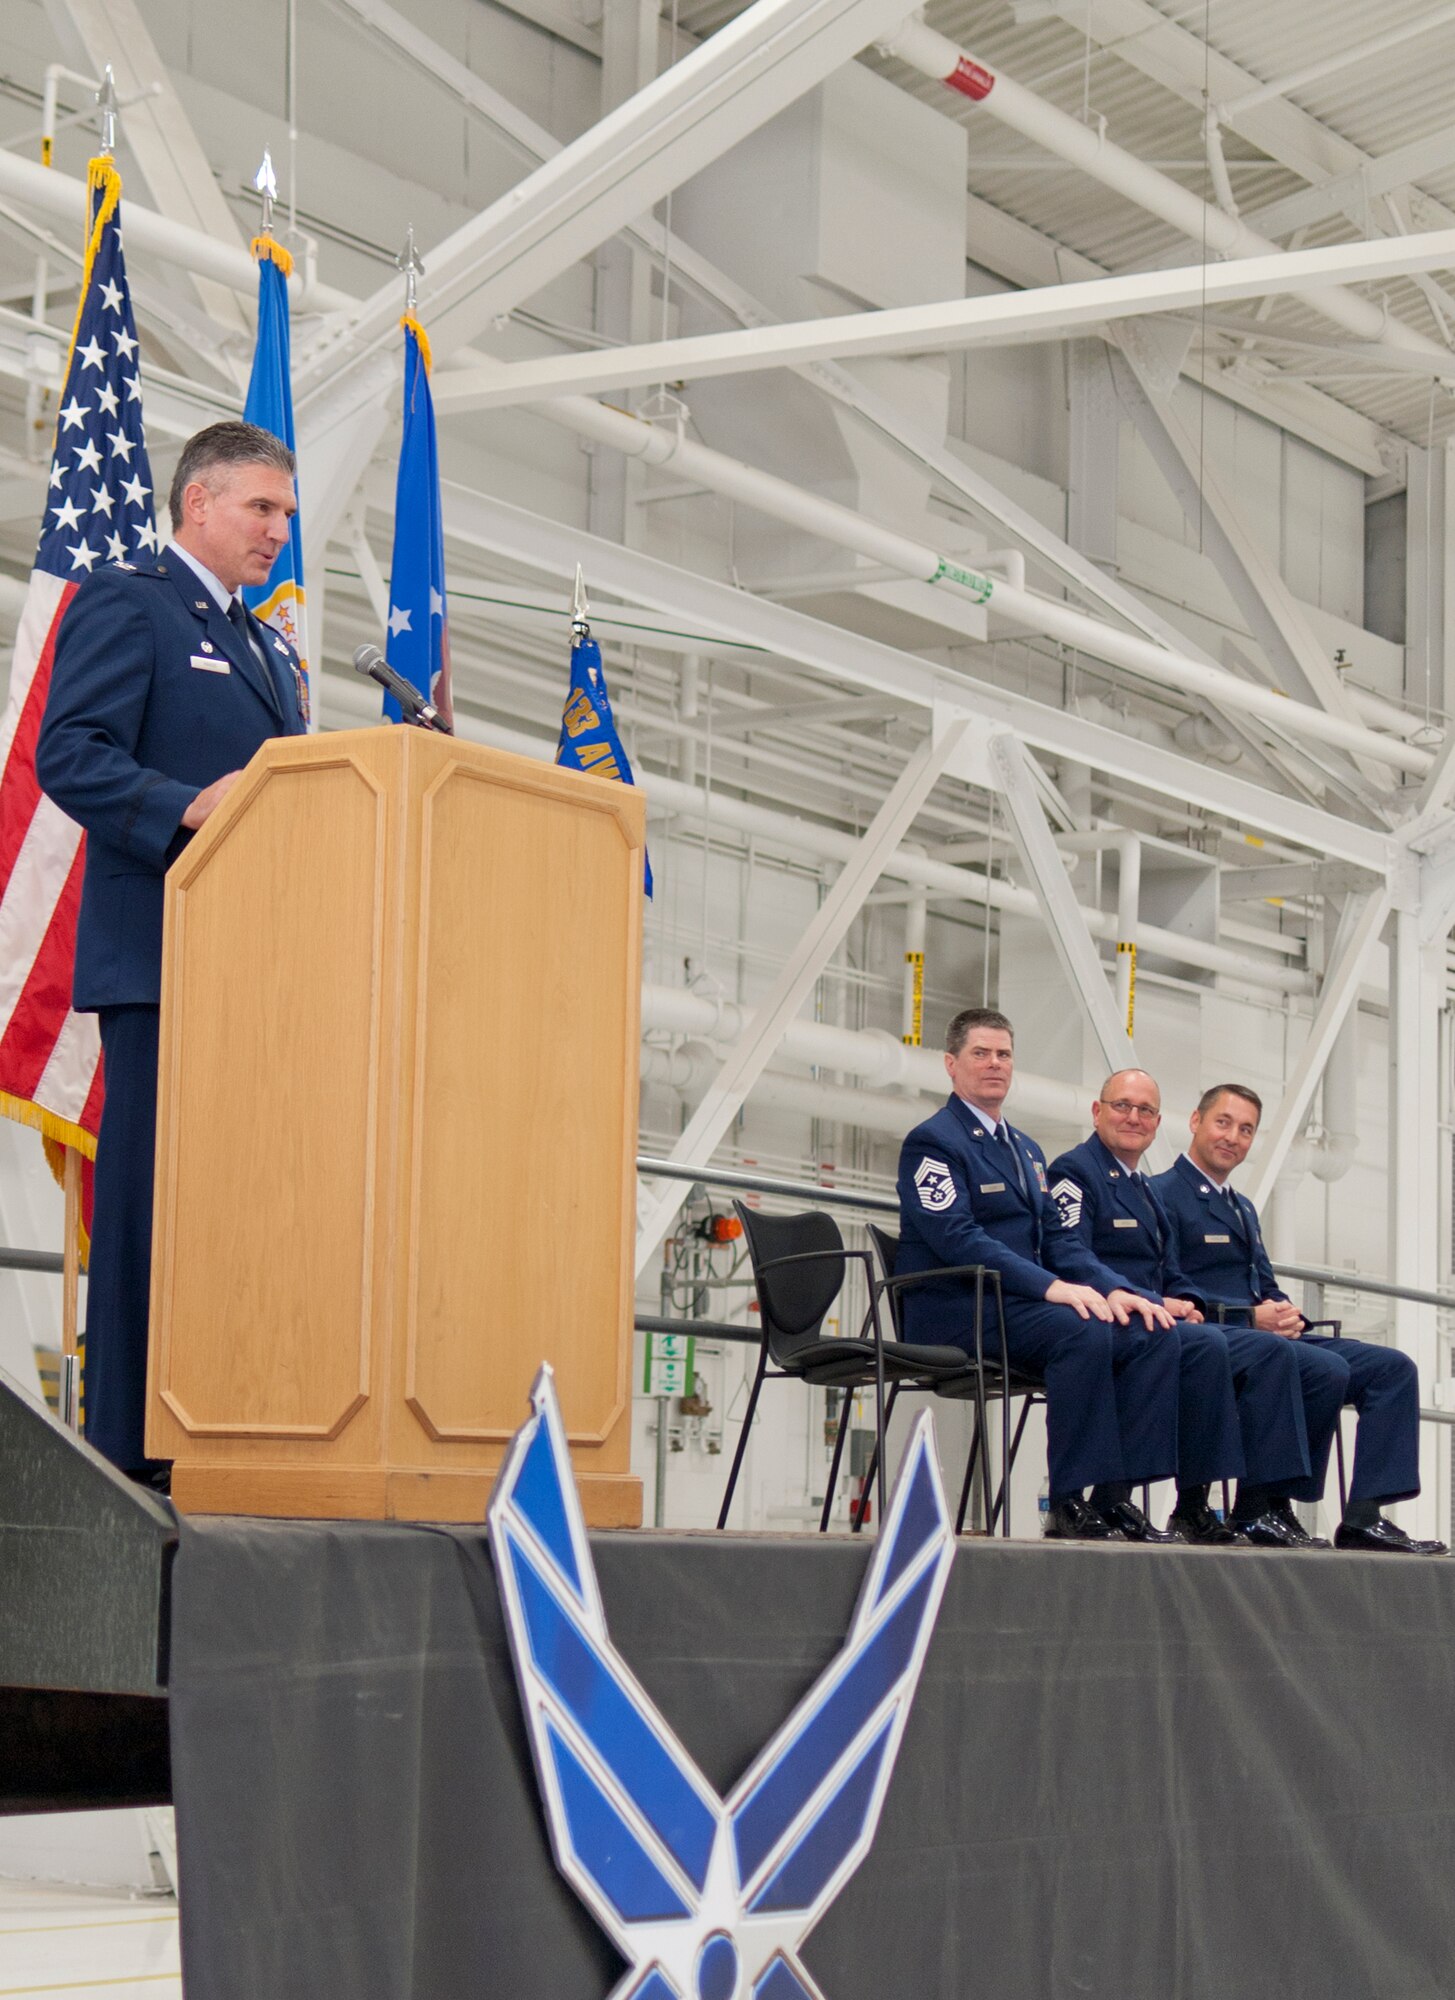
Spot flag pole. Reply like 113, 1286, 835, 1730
60, 1147, 81, 1431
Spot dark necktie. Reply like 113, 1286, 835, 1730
228, 597, 276, 704
996, 1121, 1030, 1200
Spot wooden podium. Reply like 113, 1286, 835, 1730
144, 727, 644, 1526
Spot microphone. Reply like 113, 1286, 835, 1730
352, 643, 450, 733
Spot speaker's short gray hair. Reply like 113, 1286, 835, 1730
168, 420, 295, 530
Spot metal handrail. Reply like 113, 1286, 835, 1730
636, 1154, 896, 1215
1278, 1261, 1455, 1312
0, 1246, 64, 1274
0, 1169, 1451, 1311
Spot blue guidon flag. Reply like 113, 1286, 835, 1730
241, 220, 310, 723
383, 313, 453, 729
488, 1366, 954, 2000
556, 569, 652, 897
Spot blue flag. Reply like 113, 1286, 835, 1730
556, 625, 653, 897
242, 234, 309, 722
383, 316, 453, 727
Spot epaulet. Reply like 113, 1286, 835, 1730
101, 558, 166, 580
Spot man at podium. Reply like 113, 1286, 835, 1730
37, 420, 307, 1483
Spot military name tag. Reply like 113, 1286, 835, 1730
189, 653, 229, 674
1205, 1233, 1231, 1243
979, 1182, 1006, 1194
1112, 1218, 1138, 1229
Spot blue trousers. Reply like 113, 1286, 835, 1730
980, 1297, 1181, 1497
1280, 1333, 1421, 1507
1172, 1320, 1244, 1486
1220, 1323, 1312, 1490
85, 1004, 160, 1475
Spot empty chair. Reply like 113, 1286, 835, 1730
721, 1202, 981, 1533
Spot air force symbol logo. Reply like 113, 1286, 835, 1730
489, 1368, 954, 2000
912, 1156, 957, 1213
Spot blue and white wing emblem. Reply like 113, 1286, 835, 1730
489, 1368, 954, 2000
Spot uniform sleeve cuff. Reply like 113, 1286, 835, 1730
123, 775, 200, 870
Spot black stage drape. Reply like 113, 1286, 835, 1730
169, 1520, 1455, 2000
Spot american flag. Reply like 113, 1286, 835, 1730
0, 156, 156, 1216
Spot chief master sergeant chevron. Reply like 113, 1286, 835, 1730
895, 1006, 1182, 1541
36, 420, 307, 1484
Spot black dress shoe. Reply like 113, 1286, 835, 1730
1044, 1496, 1125, 1541
1230, 1509, 1308, 1549
1095, 1498, 1176, 1543
1334, 1516, 1449, 1555
1168, 1499, 1238, 1545
1268, 1500, 1330, 1548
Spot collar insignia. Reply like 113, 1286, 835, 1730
489, 1368, 954, 2000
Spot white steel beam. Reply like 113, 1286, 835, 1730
1244, 889, 1394, 1209
882, 18, 1453, 374
514, 392, 1432, 778
1105, 342, 1377, 751
633, 714, 972, 1274
294, 0, 928, 393
962, 190, 1393, 478
0, 146, 348, 312
47, 0, 251, 360
427, 477, 1397, 871
0, 302, 233, 436
428, 229, 1455, 409
1249, 125, 1455, 244
1027, 0, 1455, 233
986, 730, 1171, 1164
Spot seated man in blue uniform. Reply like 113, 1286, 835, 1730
1048, 1069, 1317, 1549
896, 1007, 1182, 1542
36, 420, 308, 1485
1153, 1082, 1445, 1555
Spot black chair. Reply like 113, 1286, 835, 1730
866, 1225, 1047, 1538
1213, 1306, 1347, 1516
721, 1203, 985, 1533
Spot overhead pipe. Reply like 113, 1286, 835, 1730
3, 145, 1430, 778
639, 989, 1100, 1127
323, 662, 1315, 993
0, 143, 346, 313
532, 392, 1433, 779
641, 1041, 938, 1139
879, 18, 1455, 376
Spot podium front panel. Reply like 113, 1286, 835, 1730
148, 752, 390, 1452
401, 751, 642, 1457
150, 730, 643, 1519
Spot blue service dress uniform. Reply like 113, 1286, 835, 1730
1046, 1132, 1314, 1491
896, 1095, 1181, 1499
1151, 1155, 1420, 1507
36, 554, 307, 1472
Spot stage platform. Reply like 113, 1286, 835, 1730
0, 1373, 173, 1812
160, 1516, 1455, 2000
5, 1372, 1455, 1998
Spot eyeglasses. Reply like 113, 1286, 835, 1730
1104, 1100, 1160, 1120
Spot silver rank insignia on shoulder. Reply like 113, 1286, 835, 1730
914, 1157, 957, 1212
273, 637, 288, 654
1051, 1177, 1083, 1227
